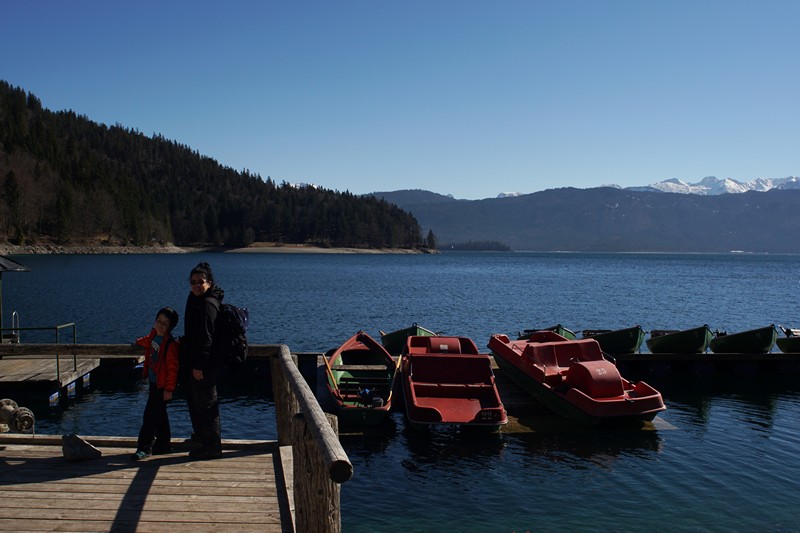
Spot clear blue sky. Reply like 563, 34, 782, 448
4, 1, 799, 199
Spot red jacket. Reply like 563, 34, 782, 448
135, 329, 180, 392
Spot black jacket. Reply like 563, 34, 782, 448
182, 285, 224, 372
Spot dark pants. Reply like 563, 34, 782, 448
137, 384, 171, 452
191, 369, 221, 451
179, 367, 201, 439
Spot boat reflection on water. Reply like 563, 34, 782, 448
401, 421, 506, 470
498, 399, 665, 466
338, 414, 399, 440
338, 418, 399, 463
508, 428, 664, 468
660, 375, 793, 432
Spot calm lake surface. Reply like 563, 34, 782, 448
4, 252, 800, 532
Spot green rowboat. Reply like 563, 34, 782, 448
646, 325, 713, 354
518, 324, 577, 341
776, 326, 800, 354
380, 323, 437, 356
709, 325, 778, 354
581, 325, 645, 354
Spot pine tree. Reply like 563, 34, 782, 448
426, 230, 437, 250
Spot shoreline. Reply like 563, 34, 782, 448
227, 243, 430, 254
0, 242, 432, 255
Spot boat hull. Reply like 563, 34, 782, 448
402, 336, 507, 429
582, 326, 645, 354
493, 355, 603, 426
709, 325, 778, 354
646, 325, 713, 354
325, 331, 401, 425
488, 334, 665, 426
776, 327, 800, 354
776, 336, 800, 354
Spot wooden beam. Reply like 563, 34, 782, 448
276, 345, 353, 484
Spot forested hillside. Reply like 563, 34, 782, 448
0, 81, 426, 249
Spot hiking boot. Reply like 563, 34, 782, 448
132, 449, 151, 461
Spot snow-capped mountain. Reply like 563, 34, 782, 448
644, 176, 800, 195
493, 176, 800, 199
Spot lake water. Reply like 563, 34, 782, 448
4, 252, 800, 532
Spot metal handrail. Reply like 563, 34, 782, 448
0, 323, 77, 378
11, 312, 19, 343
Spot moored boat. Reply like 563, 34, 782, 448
646, 325, 713, 354
401, 335, 507, 428
324, 331, 401, 425
709, 325, 778, 354
380, 323, 437, 356
518, 324, 577, 341
775, 326, 800, 354
581, 325, 645, 354
488, 333, 665, 425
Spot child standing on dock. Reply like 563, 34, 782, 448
132, 307, 180, 460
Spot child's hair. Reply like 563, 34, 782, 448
157, 307, 179, 331
190, 262, 214, 285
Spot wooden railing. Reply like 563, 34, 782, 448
0, 342, 353, 533
269, 344, 352, 532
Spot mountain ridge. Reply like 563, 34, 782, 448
433, 176, 800, 201
373, 187, 800, 253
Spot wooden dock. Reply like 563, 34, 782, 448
0, 434, 293, 532
0, 343, 144, 396
0, 356, 99, 392
0, 344, 354, 533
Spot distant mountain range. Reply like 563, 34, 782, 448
628, 176, 800, 195
495, 176, 800, 199
372, 187, 800, 253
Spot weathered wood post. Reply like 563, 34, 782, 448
275, 344, 352, 533
292, 412, 341, 532
271, 349, 299, 446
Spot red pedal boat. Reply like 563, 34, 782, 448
401, 336, 508, 429
488, 332, 665, 425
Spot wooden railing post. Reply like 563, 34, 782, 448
271, 351, 299, 446
276, 345, 352, 484
292, 412, 341, 533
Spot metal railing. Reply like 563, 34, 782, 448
0, 322, 78, 378
0, 312, 20, 344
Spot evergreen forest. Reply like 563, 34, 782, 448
0, 81, 428, 250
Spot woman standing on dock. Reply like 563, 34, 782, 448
132, 307, 180, 460
181, 262, 225, 460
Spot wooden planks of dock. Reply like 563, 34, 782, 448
0, 356, 99, 391
0, 434, 294, 533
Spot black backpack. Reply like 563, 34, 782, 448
213, 303, 250, 366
